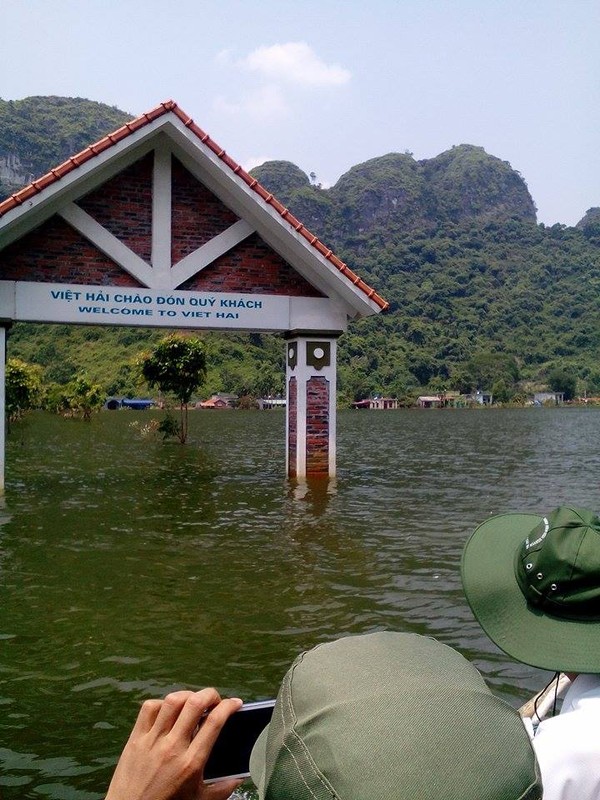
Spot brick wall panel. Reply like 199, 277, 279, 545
0, 153, 327, 299
77, 153, 153, 262
171, 157, 239, 264
180, 233, 324, 296
0, 216, 142, 286
306, 376, 330, 475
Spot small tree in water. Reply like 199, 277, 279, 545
67, 374, 104, 419
6, 358, 43, 422
140, 334, 206, 444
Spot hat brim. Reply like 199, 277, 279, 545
461, 512, 600, 673
249, 723, 269, 794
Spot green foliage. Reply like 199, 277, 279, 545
422, 145, 536, 225
67, 374, 104, 419
48, 374, 104, 419
547, 367, 577, 401
250, 160, 310, 196
7, 323, 285, 403
329, 152, 429, 238
157, 412, 181, 440
491, 379, 512, 403
332, 217, 600, 399
251, 161, 332, 232
253, 145, 536, 248
7, 322, 162, 392
139, 335, 207, 443
106, 362, 143, 398
140, 334, 206, 403
45, 384, 72, 415
576, 208, 600, 245
5, 358, 43, 420
0, 96, 132, 198
460, 352, 520, 392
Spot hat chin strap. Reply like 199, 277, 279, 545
520, 673, 571, 721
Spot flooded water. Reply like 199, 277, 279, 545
2, 406, 600, 798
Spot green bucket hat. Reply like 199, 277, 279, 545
461, 506, 600, 673
249, 632, 540, 800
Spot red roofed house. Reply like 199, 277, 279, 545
0, 100, 387, 486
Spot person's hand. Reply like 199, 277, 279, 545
105, 688, 244, 800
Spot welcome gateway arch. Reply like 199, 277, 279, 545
0, 101, 388, 489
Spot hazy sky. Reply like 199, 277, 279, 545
2, 0, 598, 226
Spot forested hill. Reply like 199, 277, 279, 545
0, 97, 132, 197
252, 155, 600, 400
2, 96, 600, 404
251, 145, 537, 237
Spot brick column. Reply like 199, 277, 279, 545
0, 326, 6, 493
285, 335, 337, 478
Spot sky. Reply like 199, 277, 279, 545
1, 0, 598, 226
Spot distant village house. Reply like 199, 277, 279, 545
416, 392, 462, 408
533, 392, 564, 405
105, 397, 154, 410
257, 396, 286, 410
197, 393, 237, 409
466, 390, 494, 406
351, 396, 399, 410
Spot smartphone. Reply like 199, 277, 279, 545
203, 699, 276, 783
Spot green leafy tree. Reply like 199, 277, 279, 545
140, 335, 206, 443
45, 384, 72, 416
5, 358, 43, 421
548, 367, 577, 401
581, 368, 600, 396
254, 365, 284, 398
464, 352, 520, 392
428, 376, 449, 394
491, 378, 512, 403
65, 374, 104, 419
450, 365, 474, 394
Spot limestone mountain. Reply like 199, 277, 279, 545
420, 145, 536, 225
0, 96, 132, 199
0, 96, 536, 237
251, 145, 537, 243
576, 207, 600, 240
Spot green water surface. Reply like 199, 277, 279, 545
2, 407, 600, 798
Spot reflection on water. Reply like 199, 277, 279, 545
2, 407, 600, 798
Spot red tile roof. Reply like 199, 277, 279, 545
0, 100, 388, 311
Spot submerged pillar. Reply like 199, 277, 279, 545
0, 326, 6, 493
285, 334, 337, 479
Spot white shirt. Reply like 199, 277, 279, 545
530, 673, 600, 800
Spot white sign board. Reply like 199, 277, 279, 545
0, 281, 347, 332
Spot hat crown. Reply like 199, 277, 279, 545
252, 632, 541, 800
515, 506, 600, 619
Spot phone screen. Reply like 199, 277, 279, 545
204, 700, 275, 783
